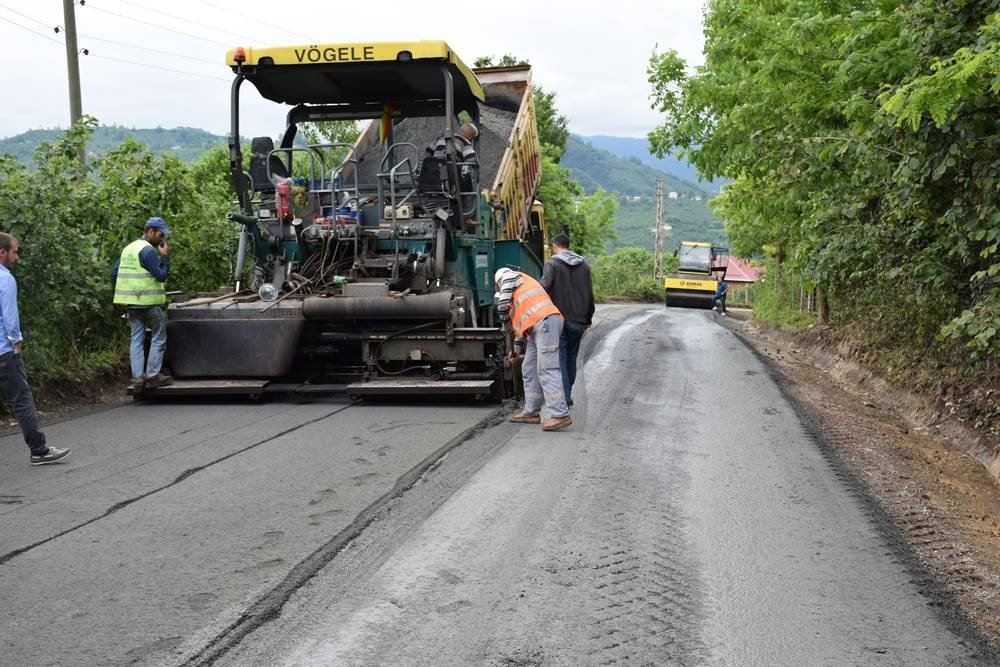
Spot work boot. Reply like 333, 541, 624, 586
542, 415, 572, 431
510, 412, 541, 424
129, 377, 145, 392
144, 372, 173, 389
31, 447, 71, 466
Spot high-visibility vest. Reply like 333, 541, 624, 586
510, 274, 561, 337
113, 239, 165, 306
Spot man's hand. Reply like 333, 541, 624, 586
157, 240, 170, 257
13, 342, 22, 355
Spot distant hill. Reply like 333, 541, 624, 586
1, 125, 727, 252
563, 134, 727, 251
562, 135, 705, 198
577, 135, 725, 194
0, 126, 227, 163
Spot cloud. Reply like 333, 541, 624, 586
2, 0, 704, 140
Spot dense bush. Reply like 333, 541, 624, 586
648, 0, 999, 371
592, 247, 674, 303
0, 118, 236, 384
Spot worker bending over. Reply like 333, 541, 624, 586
495, 267, 571, 431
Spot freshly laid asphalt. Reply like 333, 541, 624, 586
1, 305, 995, 665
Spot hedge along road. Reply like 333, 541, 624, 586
1, 305, 996, 665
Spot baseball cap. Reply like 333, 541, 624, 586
145, 217, 171, 235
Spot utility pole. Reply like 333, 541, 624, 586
653, 179, 665, 278
62, 0, 83, 126
62, 0, 86, 167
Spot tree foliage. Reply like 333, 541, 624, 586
591, 247, 669, 303
649, 1, 1000, 368
0, 117, 236, 384
475, 53, 618, 259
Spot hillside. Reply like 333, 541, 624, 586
0, 126, 226, 163
563, 134, 727, 251
1, 125, 728, 252
577, 134, 726, 194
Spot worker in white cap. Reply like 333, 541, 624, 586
494, 267, 571, 431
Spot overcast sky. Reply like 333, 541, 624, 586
1, 0, 705, 141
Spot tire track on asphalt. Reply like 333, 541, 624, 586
0, 404, 355, 565
541, 308, 709, 665
205, 306, 709, 665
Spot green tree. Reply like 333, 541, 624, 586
647, 0, 999, 408
591, 247, 666, 302
475, 53, 615, 255
298, 121, 362, 174
0, 118, 237, 390
473, 54, 527, 68
534, 87, 569, 159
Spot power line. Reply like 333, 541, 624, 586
199, 0, 315, 42
69, 31, 220, 65
0, 14, 63, 45
86, 51, 229, 81
110, 0, 266, 45
0, 4, 222, 66
0, 6, 226, 79
0, 3, 54, 29
82, 2, 232, 47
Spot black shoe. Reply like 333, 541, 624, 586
144, 372, 173, 389
31, 447, 71, 466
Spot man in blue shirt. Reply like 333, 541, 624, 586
111, 217, 172, 391
713, 276, 729, 314
0, 233, 71, 465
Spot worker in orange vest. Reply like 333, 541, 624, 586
495, 267, 572, 431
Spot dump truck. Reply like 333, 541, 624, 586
664, 241, 729, 308
156, 41, 548, 399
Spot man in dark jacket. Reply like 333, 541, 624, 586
539, 232, 595, 407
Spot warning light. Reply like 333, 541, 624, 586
233, 47, 247, 63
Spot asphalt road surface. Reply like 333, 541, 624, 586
1, 305, 995, 665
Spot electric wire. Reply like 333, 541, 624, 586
0, 4, 218, 66
108, 0, 266, 45
0, 14, 62, 44
66, 31, 220, 65
82, 2, 231, 47
0, 3, 54, 29
86, 52, 229, 81
199, 0, 315, 42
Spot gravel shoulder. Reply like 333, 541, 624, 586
724, 309, 1000, 648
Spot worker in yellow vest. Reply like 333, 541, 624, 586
495, 267, 571, 431
111, 217, 172, 391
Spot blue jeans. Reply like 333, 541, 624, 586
560, 321, 586, 403
128, 306, 167, 380
521, 314, 568, 418
0, 351, 47, 454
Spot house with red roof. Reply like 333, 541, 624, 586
725, 257, 761, 285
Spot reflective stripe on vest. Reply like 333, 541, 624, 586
113, 239, 165, 306
511, 274, 561, 337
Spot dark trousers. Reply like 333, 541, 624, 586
559, 321, 586, 403
0, 352, 46, 454
714, 293, 727, 312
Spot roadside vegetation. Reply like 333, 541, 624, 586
0, 117, 236, 390
0, 68, 640, 403
648, 0, 999, 443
